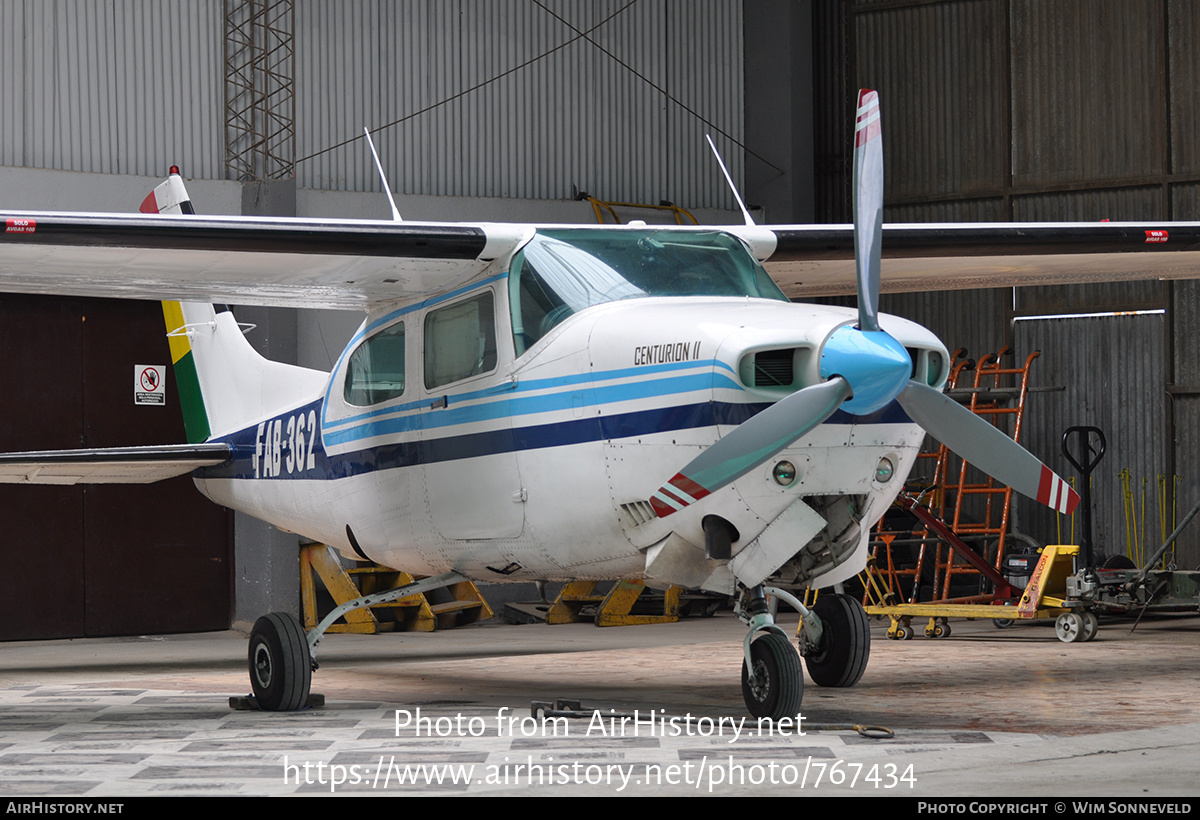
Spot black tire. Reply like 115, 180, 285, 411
740, 631, 803, 720
248, 612, 312, 711
803, 593, 871, 688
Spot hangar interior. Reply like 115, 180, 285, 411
0, 0, 1196, 639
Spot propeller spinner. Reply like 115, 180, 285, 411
650, 89, 1080, 520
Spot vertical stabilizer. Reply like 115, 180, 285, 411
149, 169, 328, 443
162, 302, 329, 440
140, 166, 195, 215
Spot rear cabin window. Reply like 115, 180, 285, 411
343, 323, 406, 406
424, 291, 498, 389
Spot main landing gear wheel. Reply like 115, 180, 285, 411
1054, 612, 1085, 643
249, 612, 312, 711
741, 631, 804, 720
803, 594, 871, 688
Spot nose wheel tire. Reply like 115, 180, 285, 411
249, 612, 312, 711
803, 593, 871, 688
741, 631, 803, 720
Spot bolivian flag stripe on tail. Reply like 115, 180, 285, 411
162, 301, 211, 444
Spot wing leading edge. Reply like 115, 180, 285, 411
0, 443, 232, 485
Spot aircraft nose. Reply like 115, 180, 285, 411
818, 326, 910, 415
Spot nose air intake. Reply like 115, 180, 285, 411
649, 89, 1080, 522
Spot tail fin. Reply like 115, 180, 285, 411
140, 166, 195, 215
163, 303, 328, 441
149, 169, 328, 442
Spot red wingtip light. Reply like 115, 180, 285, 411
169, 165, 180, 176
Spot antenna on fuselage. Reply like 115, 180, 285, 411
363, 127, 402, 222
705, 133, 754, 226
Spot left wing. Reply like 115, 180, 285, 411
0, 212, 530, 310
0, 443, 232, 485
734, 222, 1200, 297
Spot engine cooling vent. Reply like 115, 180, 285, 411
753, 348, 795, 387
619, 500, 658, 527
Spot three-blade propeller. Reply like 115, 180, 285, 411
649, 89, 1079, 521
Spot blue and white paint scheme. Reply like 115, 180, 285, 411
152, 226, 943, 597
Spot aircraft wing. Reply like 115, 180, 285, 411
749, 222, 1200, 298
4, 212, 1200, 307
0, 443, 232, 485
0, 212, 531, 310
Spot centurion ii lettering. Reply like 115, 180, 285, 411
633, 341, 701, 366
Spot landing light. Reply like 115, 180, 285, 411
875, 456, 894, 484
772, 460, 797, 486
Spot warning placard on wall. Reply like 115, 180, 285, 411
135, 365, 166, 405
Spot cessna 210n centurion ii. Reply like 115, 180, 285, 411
1, 91, 1198, 719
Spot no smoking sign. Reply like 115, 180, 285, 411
135, 364, 166, 406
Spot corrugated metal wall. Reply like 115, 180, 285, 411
816, 0, 1200, 223
0, 0, 744, 209
293, 0, 744, 208
1014, 314, 1168, 563
0, 0, 223, 179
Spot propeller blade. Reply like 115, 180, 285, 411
853, 89, 884, 333
897, 380, 1080, 514
650, 378, 853, 518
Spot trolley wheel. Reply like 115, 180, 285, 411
938, 623, 951, 638
803, 593, 870, 688
741, 631, 803, 720
1054, 612, 1084, 643
1079, 610, 1099, 642
896, 624, 914, 640
992, 618, 1014, 629
248, 612, 312, 711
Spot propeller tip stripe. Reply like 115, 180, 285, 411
1037, 465, 1079, 515
855, 90, 881, 146
649, 473, 710, 518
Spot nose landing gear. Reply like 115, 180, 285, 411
737, 585, 803, 720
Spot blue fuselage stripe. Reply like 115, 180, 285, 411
198, 396, 913, 481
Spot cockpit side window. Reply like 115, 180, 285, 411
343, 322, 406, 406
509, 250, 572, 356
424, 290, 498, 389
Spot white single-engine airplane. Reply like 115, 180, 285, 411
1, 91, 1198, 719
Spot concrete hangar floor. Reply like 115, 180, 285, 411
0, 612, 1196, 797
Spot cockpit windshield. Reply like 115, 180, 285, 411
509, 228, 786, 355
